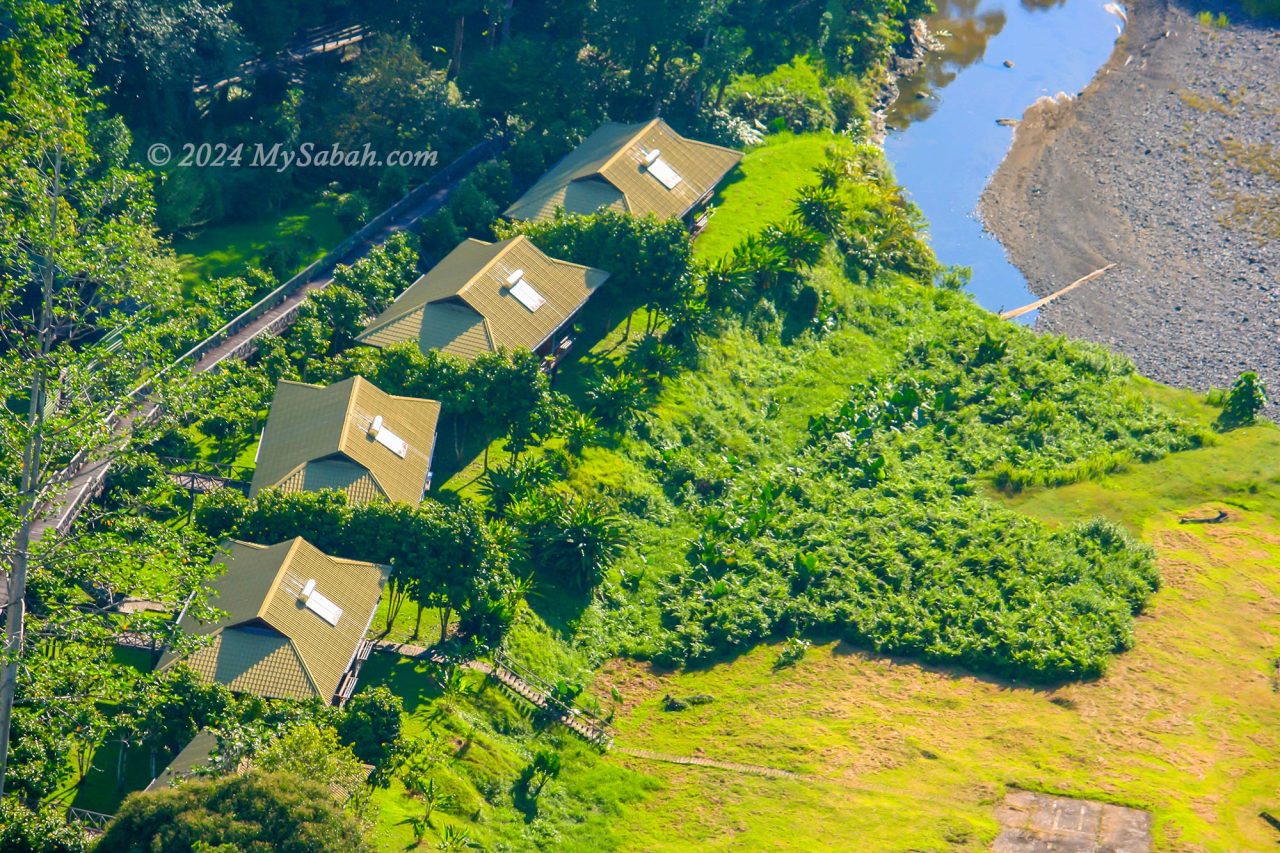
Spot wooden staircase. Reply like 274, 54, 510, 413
374, 642, 614, 748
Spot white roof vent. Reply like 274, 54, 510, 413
508, 278, 546, 312
368, 415, 408, 458
506, 268, 525, 285
299, 579, 343, 626
644, 152, 682, 190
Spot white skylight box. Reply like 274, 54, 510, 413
508, 278, 546, 312
300, 578, 343, 626
368, 415, 409, 458
643, 148, 682, 190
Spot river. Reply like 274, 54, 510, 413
884, 0, 1125, 319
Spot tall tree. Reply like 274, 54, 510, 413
0, 0, 196, 795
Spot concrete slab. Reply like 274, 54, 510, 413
993, 790, 1152, 853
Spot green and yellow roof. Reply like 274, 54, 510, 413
159, 538, 389, 703
355, 235, 609, 359
250, 376, 440, 507
502, 118, 742, 223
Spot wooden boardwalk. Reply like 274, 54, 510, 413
193, 23, 369, 95
26, 140, 499, 549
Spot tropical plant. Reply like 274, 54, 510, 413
1216, 371, 1267, 429
523, 749, 561, 799
586, 370, 651, 430
509, 492, 625, 589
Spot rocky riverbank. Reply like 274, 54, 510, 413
980, 0, 1279, 412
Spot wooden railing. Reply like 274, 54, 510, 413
66, 806, 114, 833
33, 136, 504, 542
492, 651, 615, 748
193, 23, 370, 95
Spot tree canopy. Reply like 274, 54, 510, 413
96, 770, 372, 853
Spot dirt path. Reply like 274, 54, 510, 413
614, 746, 805, 780
981, 0, 1279, 412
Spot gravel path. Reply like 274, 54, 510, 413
980, 0, 1279, 413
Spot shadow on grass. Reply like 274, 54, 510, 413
522, 574, 593, 644
826, 636, 1083, 693
357, 652, 446, 716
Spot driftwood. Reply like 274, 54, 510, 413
1178, 510, 1228, 525
999, 263, 1117, 320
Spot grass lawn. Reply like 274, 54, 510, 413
173, 198, 346, 295
178, 416, 265, 473
48, 647, 158, 815
589, 413, 1280, 849
695, 131, 842, 261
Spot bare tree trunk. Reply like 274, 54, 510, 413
437, 606, 452, 645
413, 602, 424, 640
500, 0, 515, 44
449, 16, 466, 77
694, 27, 713, 114
0, 144, 61, 797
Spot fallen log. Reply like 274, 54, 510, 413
999, 263, 1117, 320
1179, 510, 1228, 524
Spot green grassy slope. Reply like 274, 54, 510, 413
554, 133, 1280, 851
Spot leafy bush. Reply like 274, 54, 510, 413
96, 771, 371, 853
418, 208, 464, 264
328, 189, 371, 231
507, 491, 625, 589
496, 208, 693, 320
650, 314, 1195, 680
775, 636, 810, 669
1216, 371, 1267, 430
0, 799, 87, 853
338, 686, 404, 768
726, 57, 837, 134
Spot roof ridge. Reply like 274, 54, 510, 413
481, 316, 495, 352
336, 376, 362, 451
284, 636, 323, 699
259, 538, 303, 622
358, 302, 427, 341
457, 236, 523, 300
594, 118, 661, 179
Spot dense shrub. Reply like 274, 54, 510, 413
0, 799, 87, 853
725, 57, 837, 134
649, 315, 1199, 680
96, 771, 371, 853
1216, 371, 1267, 430
495, 208, 693, 322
